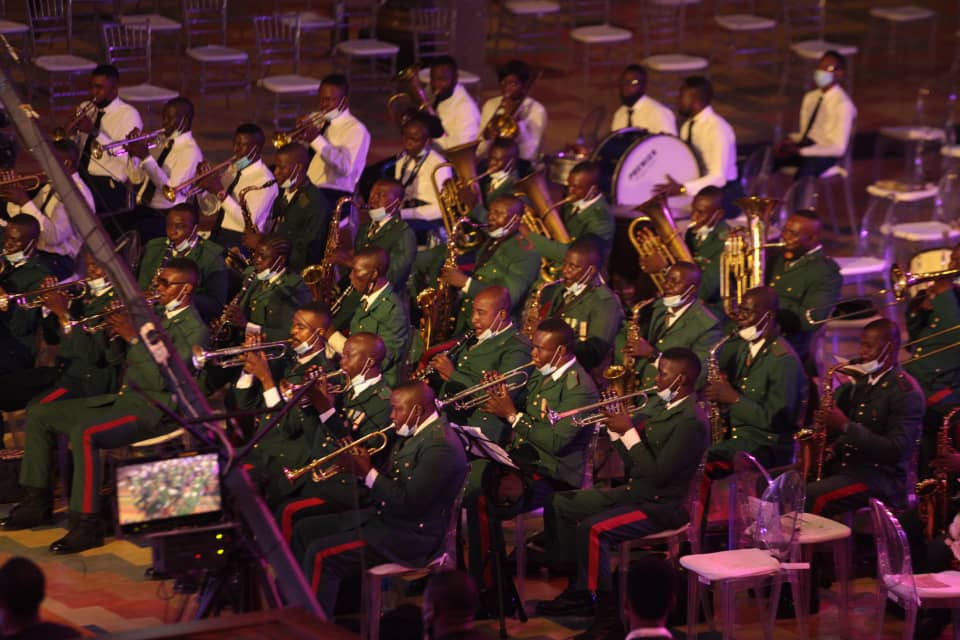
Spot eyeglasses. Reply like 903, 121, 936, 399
155, 278, 189, 288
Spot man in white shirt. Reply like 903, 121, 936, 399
125, 97, 203, 242
654, 76, 741, 217
301, 74, 371, 202
610, 65, 677, 135
775, 51, 857, 179
394, 114, 453, 245
1, 140, 92, 279
430, 56, 481, 152
197, 124, 279, 251
478, 59, 547, 162
74, 64, 143, 214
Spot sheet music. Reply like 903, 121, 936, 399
450, 423, 518, 469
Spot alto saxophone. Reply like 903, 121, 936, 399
917, 406, 960, 541
416, 217, 475, 351
795, 362, 848, 482
209, 269, 258, 348
226, 180, 277, 271
521, 278, 563, 340
603, 298, 655, 395
303, 196, 349, 304
706, 330, 737, 444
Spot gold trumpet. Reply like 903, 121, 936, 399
61, 294, 160, 334
191, 340, 292, 369
52, 100, 97, 141
91, 128, 165, 160
163, 157, 236, 202
280, 368, 349, 402
547, 385, 658, 427
0, 278, 89, 311
283, 424, 396, 483
436, 361, 536, 411
0, 171, 46, 191
272, 112, 325, 149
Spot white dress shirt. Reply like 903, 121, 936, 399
306, 108, 371, 193
216, 159, 278, 233
6, 173, 93, 258
76, 96, 143, 182
791, 84, 857, 158
127, 130, 203, 209
611, 95, 677, 135
434, 83, 481, 151
478, 95, 548, 161
680, 105, 738, 196
395, 146, 452, 222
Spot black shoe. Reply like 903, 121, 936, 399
572, 592, 623, 639
49, 514, 104, 554
915, 609, 951, 640
0, 488, 53, 530
536, 588, 596, 617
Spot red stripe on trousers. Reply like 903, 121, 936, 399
587, 511, 648, 592
928, 388, 953, 407
281, 498, 326, 543
82, 415, 138, 513
310, 539, 366, 593
811, 482, 869, 515
477, 495, 493, 587
39, 387, 69, 404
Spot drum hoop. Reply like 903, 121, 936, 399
610, 133, 701, 205
588, 126, 649, 163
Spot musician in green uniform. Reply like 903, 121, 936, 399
327, 246, 410, 386
1, 258, 208, 553
0, 215, 51, 375
464, 137, 521, 224
614, 262, 721, 388
704, 286, 807, 474
537, 348, 708, 618
520, 161, 615, 267
530, 238, 624, 371
242, 143, 331, 272
137, 204, 228, 322
430, 285, 532, 443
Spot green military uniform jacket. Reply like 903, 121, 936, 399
0, 255, 51, 370
685, 221, 728, 318
905, 288, 960, 402
356, 215, 417, 292
510, 359, 600, 488
766, 246, 842, 360
349, 284, 410, 386
239, 268, 312, 343
613, 298, 721, 388
269, 182, 331, 272
469, 173, 519, 224
527, 196, 616, 265
138, 237, 228, 322
536, 281, 624, 371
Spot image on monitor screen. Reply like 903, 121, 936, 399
116, 453, 222, 527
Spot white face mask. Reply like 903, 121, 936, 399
173, 229, 197, 253
490, 169, 510, 183
256, 267, 274, 281
234, 155, 253, 171
813, 69, 834, 89
323, 99, 345, 121
478, 314, 505, 342
847, 345, 890, 376
537, 347, 562, 376
738, 323, 760, 342
662, 294, 685, 309
657, 386, 677, 404
88, 277, 109, 293
281, 166, 301, 190
565, 281, 587, 297
293, 330, 321, 355
164, 290, 185, 313
4, 240, 33, 265
395, 407, 421, 437
369, 206, 390, 222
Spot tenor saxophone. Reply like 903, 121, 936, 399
795, 362, 848, 482
209, 269, 258, 347
521, 278, 563, 340
706, 330, 737, 444
602, 298, 655, 395
303, 196, 349, 304
417, 218, 473, 351
917, 406, 960, 541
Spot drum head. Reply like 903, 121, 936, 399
591, 128, 648, 198
612, 134, 701, 206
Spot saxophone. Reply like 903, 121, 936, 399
917, 406, 960, 541
303, 196, 349, 304
521, 278, 563, 340
226, 180, 277, 272
209, 269, 258, 348
147, 241, 176, 296
706, 330, 737, 444
795, 362, 849, 482
416, 217, 473, 351
603, 298, 656, 394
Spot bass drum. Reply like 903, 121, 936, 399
591, 129, 701, 206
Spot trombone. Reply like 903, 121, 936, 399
191, 339, 292, 369
272, 112, 324, 149
91, 128, 165, 159
547, 385, 658, 427
163, 157, 236, 202
0, 171, 46, 191
0, 278, 89, 311
283, 424, 396, 483
804, 263, 960, 325
435, 361, 535, 411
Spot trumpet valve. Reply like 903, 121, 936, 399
162, 185, 178, 202
90, 141, 104, 160
191, 345, 208, 369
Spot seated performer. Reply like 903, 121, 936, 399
775, 51, 857, 179
74, 64, 143, 213
465, 137, 521, 224
654, 76, 741, 218
197, 124, 278, 250
274, 331, 394, 538
526, 238, 624, 372
478, 59, 547, 162
0, 215, 52, 375
537, 348, 708, 618
303, 73, 371, 202
704, 286, 807, 473
242, 142, 331, 272
767, 210, 842, 365
614, 262, 721, 388
326, 247, 410, 386
137, 203, 227, 322
1, 258, 208, 553
291, 381, 467, 618
684, 186, 728, 317
431, 285, 533, 443
394, 114, 453, 244
125, 96, 202, 242
463, 318, 600, 595
610, 64, 677, 135
2, 140, 92, 279
807, 318, 923, 516
430, 55, 481, 151
520, 161, 615, 268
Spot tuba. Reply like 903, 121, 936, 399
431, 140, 493, 252
303, 196, 350, 304
387, 66, 437, 122
514, 169, 574, 280
917, 406, 960, 541
628, 195, 695, 295
719, 196, 782, 316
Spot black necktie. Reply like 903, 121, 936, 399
627, 108, 634, 127
684, 119, 695, 145
81, 109, 106, 170
800, 95, 824, 144
225, 168, 242, 197
139, 139, 174, 204
319, 119, 331, 137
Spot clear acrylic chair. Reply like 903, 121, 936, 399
778, 0, 858, 97
871, 172, 960, 267
102, 21, 179, 122
865, 3, 937, 72
25, 0, 96, 114
492, 0, 563, 58
252, 14, 321, 130
567, 0, 633, 84
638, 1, 708, 103
272, 0, 336, 63
869, 498, 960, 640
115, 0, 183, 47
182, 0, 250, 103
331, 0, 399, 94
680, 464, 809, 640
712, 0, 777, 77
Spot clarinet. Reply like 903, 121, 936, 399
147, 241, 176, 295
411, 330, 475, 382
